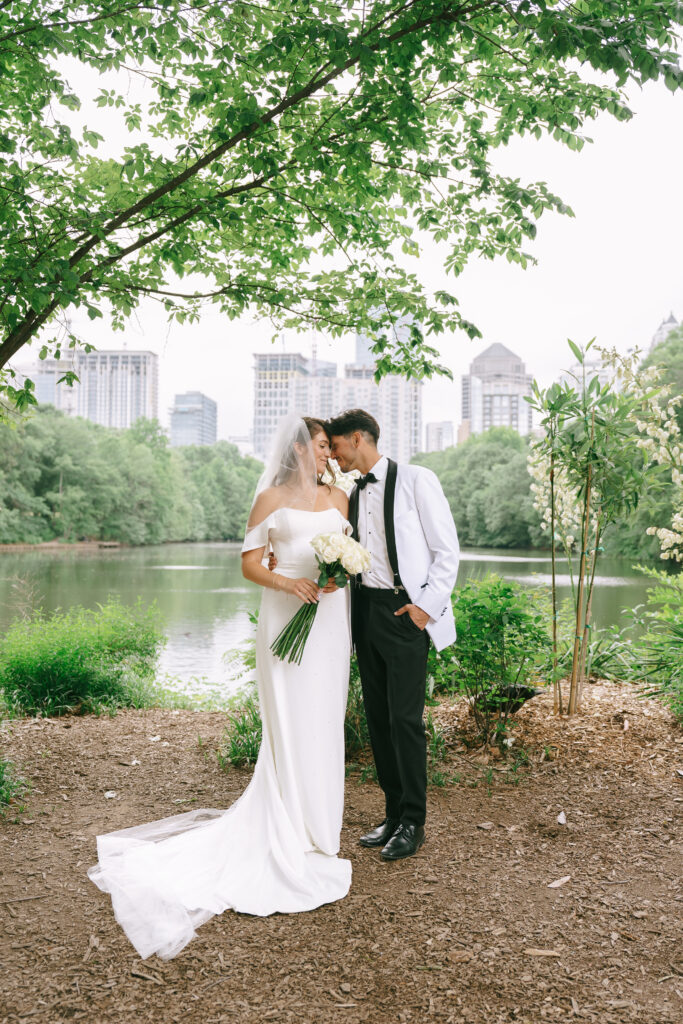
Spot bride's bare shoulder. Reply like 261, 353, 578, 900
329, 485, 349, 516
249, 487, 281, 524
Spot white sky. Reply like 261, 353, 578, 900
19, 63, 683, 441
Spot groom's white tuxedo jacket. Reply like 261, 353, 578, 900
353, 460, 460, 652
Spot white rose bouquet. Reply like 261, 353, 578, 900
270, 532, 371, 665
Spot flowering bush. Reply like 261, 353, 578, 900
527, 339, 680, 715
598, 346, 683, 563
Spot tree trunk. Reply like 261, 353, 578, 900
568, 411, 595, 716
549, 448, 562, 715
577, 515, 602, 711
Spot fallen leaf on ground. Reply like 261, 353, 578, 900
548, 875, 571, 888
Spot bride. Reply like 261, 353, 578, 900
88, 415, 353, 960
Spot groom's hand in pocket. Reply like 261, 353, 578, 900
395, 603, 429, 630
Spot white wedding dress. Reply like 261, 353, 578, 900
88, 506, 352, 960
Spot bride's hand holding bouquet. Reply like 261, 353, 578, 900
271, 532, 370, 665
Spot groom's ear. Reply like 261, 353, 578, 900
352, 430, 362, 449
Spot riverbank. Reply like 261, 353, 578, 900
0, 540, 122, 554
1, 682, 681, 1024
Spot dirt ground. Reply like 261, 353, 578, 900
1, 682, 681, 1024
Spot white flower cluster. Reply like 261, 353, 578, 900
527, 451, 583, 550
597, 346, 683, 562
646, 512, 683, 563
311, 532, 371, 575
597, 345, 681, 469
321, 461, 360, 494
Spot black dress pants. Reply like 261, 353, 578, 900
353, 586, 430, 827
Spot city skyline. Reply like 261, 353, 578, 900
253, 331, 422, 462
16, 305, 678, 454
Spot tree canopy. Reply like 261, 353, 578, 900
1, 1, 682, 407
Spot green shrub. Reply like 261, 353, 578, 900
556, 620, 636, 683
431, 575, 551, 739
0, 599, 166, 716
630, 567, 683, 720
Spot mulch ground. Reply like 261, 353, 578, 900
1, 682, 681, 1024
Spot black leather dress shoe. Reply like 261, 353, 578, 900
359, 818, 400, 848
380, 823, 425, 861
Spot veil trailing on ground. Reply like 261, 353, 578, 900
246, 413, 321, 532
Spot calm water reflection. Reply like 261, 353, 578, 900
0, 543, 654, 697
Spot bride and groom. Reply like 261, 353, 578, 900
88, 408, 460, 961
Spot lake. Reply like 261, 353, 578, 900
0, 543, 657, 699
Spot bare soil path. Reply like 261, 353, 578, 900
1, 683, 681, 1024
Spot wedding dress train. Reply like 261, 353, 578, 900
88, 506, 352, 960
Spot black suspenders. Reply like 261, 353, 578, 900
384, 459, 404, 593
350, 459, 404, 593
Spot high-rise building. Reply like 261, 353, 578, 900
252, 351, 337, 459
78, 350, 158, 428
170, 391, 217, 447
27, 357, 78, 416
20, 349, 159, 428
342, 331, 422, 464
649, 312, 679, 351
460, 343, 532, 441
425, 421, 454, 452
252, 331, 422, 463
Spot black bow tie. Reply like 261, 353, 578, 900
355, 472, 378, 491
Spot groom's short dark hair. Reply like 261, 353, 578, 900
327, 409, 380, 446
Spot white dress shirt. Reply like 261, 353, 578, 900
357, 456, 395, 589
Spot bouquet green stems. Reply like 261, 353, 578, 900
270, 559, 347, 665
270, 533, 370, 665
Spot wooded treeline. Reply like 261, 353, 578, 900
415, 425, 675, 561
2, 324, 680, 553
0, 408, 262, 545
0, 407, 672, 559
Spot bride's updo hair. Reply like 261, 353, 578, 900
274, 416, 333, 486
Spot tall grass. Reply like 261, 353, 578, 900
344, 656, 370, 757
218, 653, 371, 770
216, 692, 262, 769
0, 758, 27, 815
0, 598, 166, 716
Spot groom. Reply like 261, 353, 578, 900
327, 409, 459, 861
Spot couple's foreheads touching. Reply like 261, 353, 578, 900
307, 409, 382, 477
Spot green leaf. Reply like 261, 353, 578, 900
567, 340, 584, 364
